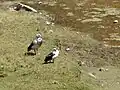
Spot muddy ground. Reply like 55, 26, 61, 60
0, 0, 120, 90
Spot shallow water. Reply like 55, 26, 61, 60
32, 0, 120, 47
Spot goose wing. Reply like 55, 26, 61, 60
44, 52, 55, 62
27, 42, 34, 51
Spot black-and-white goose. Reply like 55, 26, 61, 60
27, 34, 43, 54
44, 48, 59, 64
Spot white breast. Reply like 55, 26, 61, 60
52, 50, 59, 59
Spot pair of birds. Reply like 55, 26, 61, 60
27, 33, 59, 64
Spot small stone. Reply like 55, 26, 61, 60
81, 62, 85, 65
66, 12, 74, 16
91, 3, 96, 6
51, 23, 55, 26
39, 12, 42, 15
48, 3, 56, 6
78, 61, 85, 66
113, 20, 118, 23
105, 68, 108, 71
76, 18, 81, 21
1, 66, 4, 69
46, 15, 49, 17
76, 32, 79, 34
59, 4, 66, 7
38, 1, 43, 4
49, 30, 53, 33
99, 67, 108, 71
101, 83, 104, 87
66, 48, 70, 51
52, 80, 58, 84
9, 7, 15, 11
117, 82, 120, 85
46, 21, 51, 25
98, 25, 105, 28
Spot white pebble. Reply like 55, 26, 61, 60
99, 67, 108, 71
1, 65, 4, 69
66, 12, 74, 16
113, 20, 118, 23
49, 30, 53, 33
39, 12, 42, 15
76, 18, 81, 21
81, 61, 85, 65
46, 21, 51, 25
38, 1, 43, 4
66, 48, 70, 51
46, 15, 49, 17
51, 23, 55, 26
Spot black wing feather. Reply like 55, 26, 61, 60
44, 52, 55, 62
27, 42, 34, 51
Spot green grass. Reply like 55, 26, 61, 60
0, 5, 100, 90
1, 1, 120, 90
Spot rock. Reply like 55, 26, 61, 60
46, 15, 49, 17
105, 68, 108, 71
52, 80, 58, 84
98, 25, 105, 28
51, 23, 55, 26
81, 62, 85, 65
66, 12, 74, 16
65, 48, 70, 51
59, 4, 66, 7
117, 82, 120, 85
48, 1, 57, 6
99, 67, 108, 71
76, 18, 81, 21
91, 3, 96, 6
1, 65, 4, 69
49, 30, 53, 33
101, 83, 104, 87
113, 20, 118, 23
39, 12, 42, 15
78, 61, 85, 66
46, 21, 51, 25
38, 1, 43, 4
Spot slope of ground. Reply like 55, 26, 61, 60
0, 1, 120, 90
